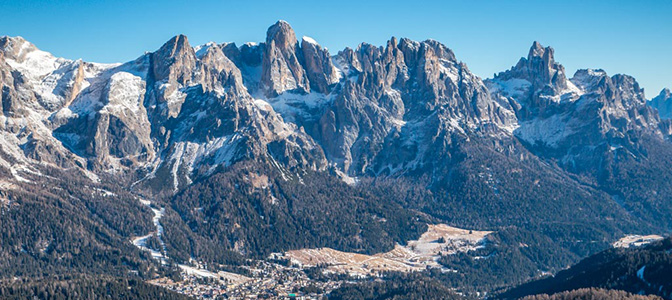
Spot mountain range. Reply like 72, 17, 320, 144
1, 21, 671, 298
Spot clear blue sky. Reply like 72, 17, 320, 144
2, 0, 670, 96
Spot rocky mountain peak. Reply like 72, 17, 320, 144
570, 68, 608, 92
261, 20, 310, 97
195, 43, 245, 93
167, 34, 191, 55
650, 88, 672, 119
152, 34, 196, 84
146, 34, 198, 121
488, 42, 664, 173
487, 42, 577, 118
300, 35, 339, 94
610, 74, 646, 104
0, 23, 668, 202
0, 35, 68, 79
266, 20, 298, 50
654, 88, 671, 103
0, 35, 84, 116
423, 39, 457, 62
571, 69, 647, 107
527, 41, 546, 58
662, 88, 671, 97
495, 42, 566, 90
0, 36, 58, 67
0, 36, 30, 60
523, 41, 566, 89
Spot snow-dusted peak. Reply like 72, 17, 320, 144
570, 69, 608, 92
487, 78, 532, 99
1, 35, 70, 79
194, 42, 218, 58
1, 35, 32, 58
302, 36, 318, 45
276, 19, 290, 26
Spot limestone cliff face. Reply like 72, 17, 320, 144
303, 36, 516, 174
195, 43, 245, 93
0, 36, 90, 173
260, 21, 310, 97
148, 34, 197, 120
301, 36, 339, 94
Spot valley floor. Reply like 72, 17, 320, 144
132, 219, 490, 299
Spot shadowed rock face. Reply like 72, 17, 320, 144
301, 36, 339, 94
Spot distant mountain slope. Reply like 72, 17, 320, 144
521, 288, 662, 300
499, 238, 672, 299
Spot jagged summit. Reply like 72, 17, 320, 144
650, 87, 672, 119
261, 20, 310, 96
266, 20, 297, 48
496, 41, 568, 93
652, 87, 671, 102
165, 34, 191, 52
0, 21, 519, 186
0, 35, 30, 53
152, 34, 195, 84
486, 41, 579, 122
487, 40, 667, 183
527, 41, 549, 58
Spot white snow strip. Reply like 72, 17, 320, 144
132, 198, 168, 264
302, 36, 318, 45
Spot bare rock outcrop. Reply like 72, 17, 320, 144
260, 20, 310, 97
